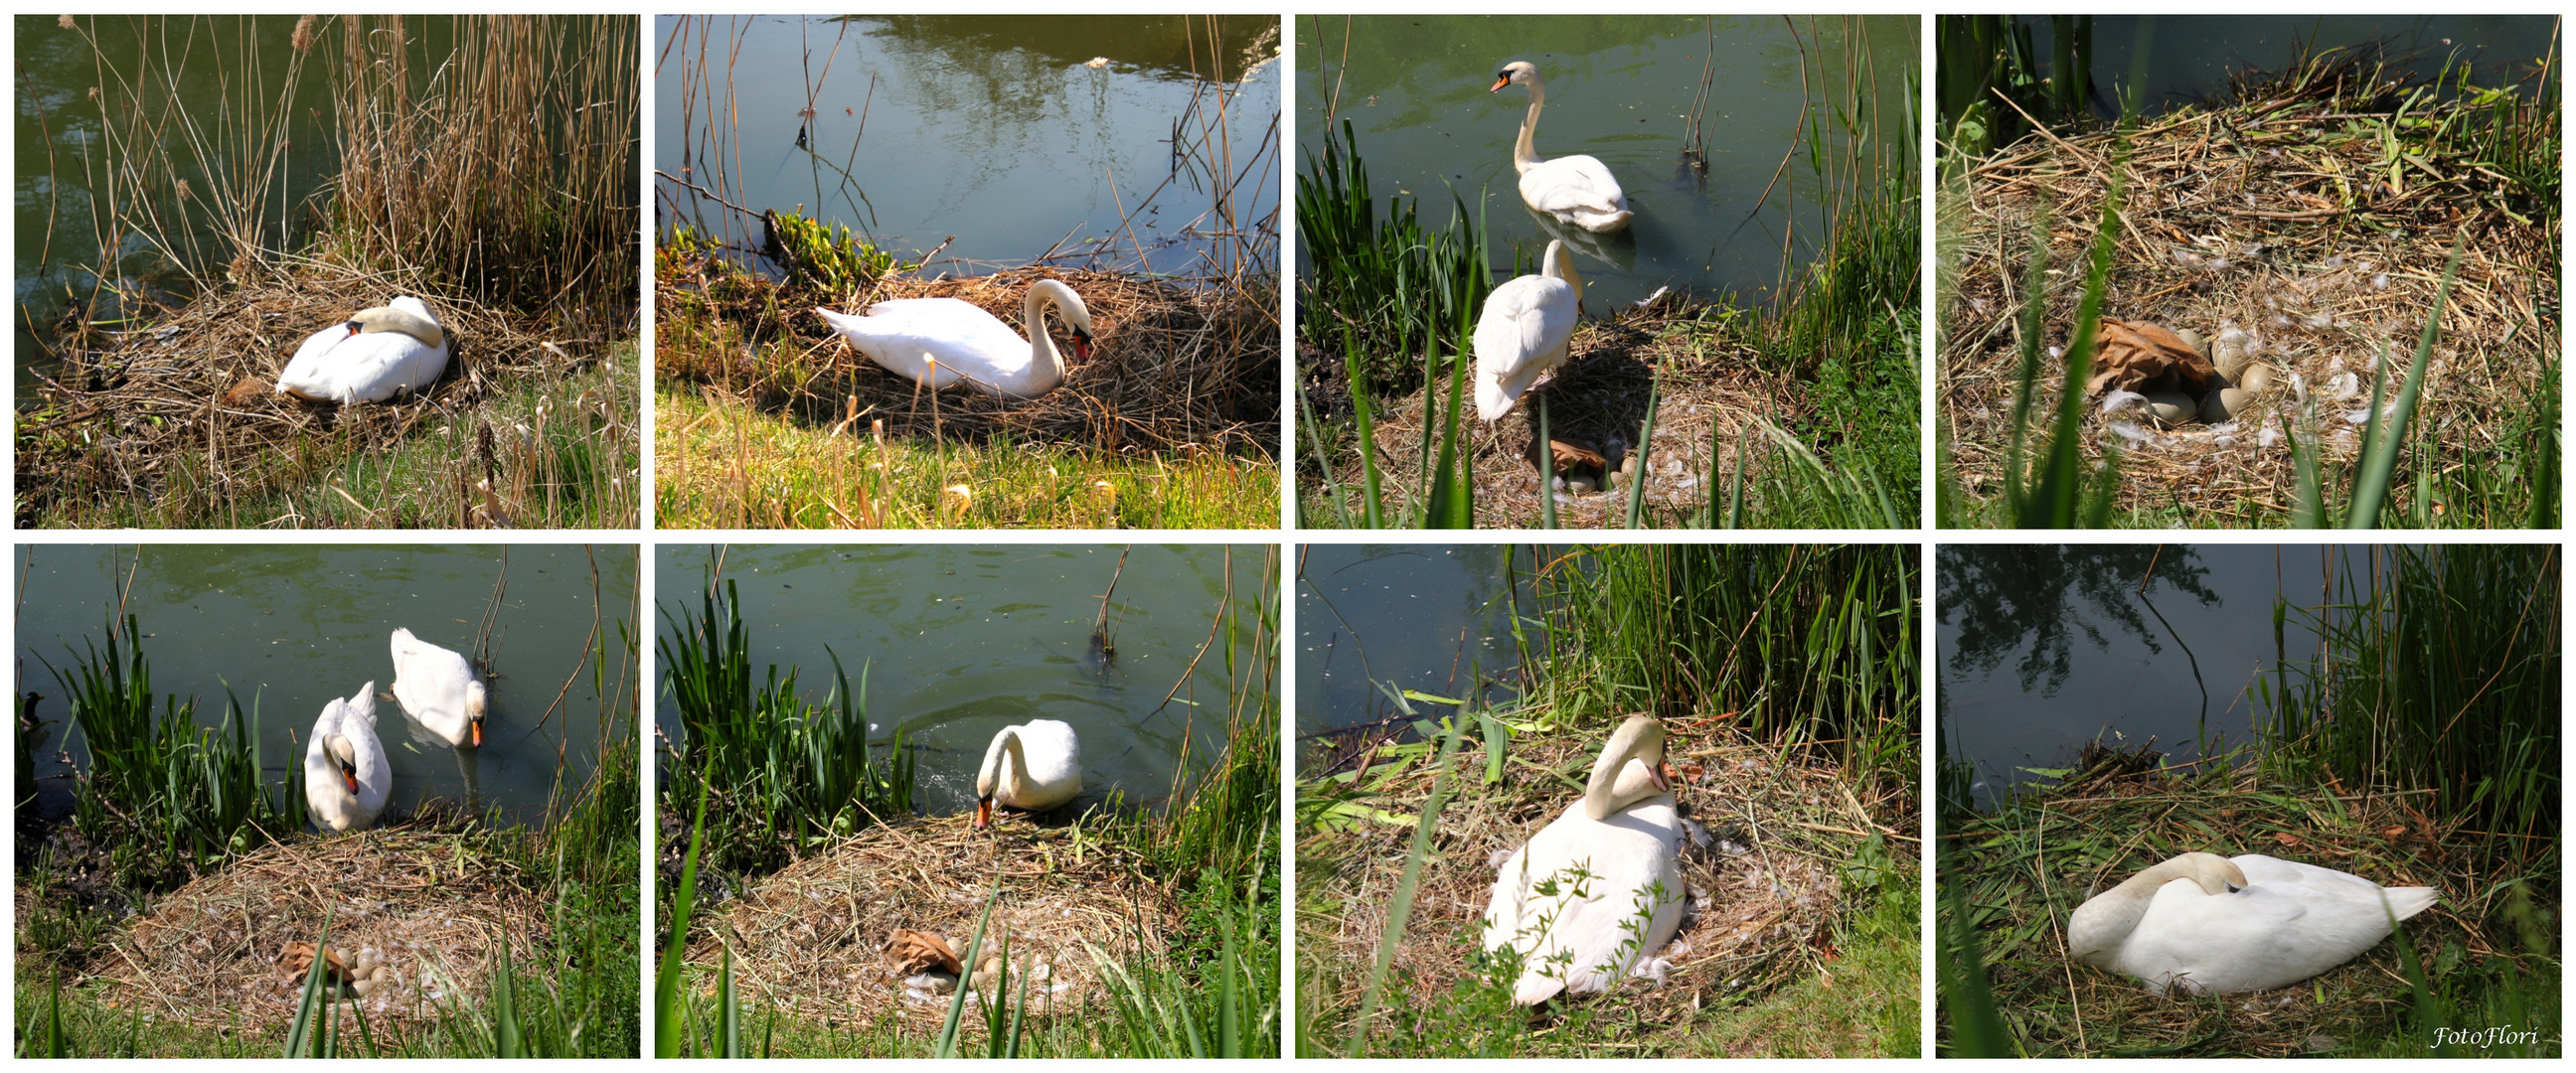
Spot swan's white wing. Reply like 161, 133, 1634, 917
819, 298, 1035, 389
1004, 718, 1083, 809
2117, 860, 2429, 995
1473, 274, 1579, 420
391, 628, 478, 745
277, 329, 446, 403
1489, 797, 1684, 1004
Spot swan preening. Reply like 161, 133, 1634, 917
304, 682, 391, 833
276, 296, 450, 404
390, 628, 487, 749
1492, 61, 1634, 233
1481, 714, 1686, 1005
815, 279, 1096, 399
973, 718, 1083, 829
2067, 851, 2438, 996
1474, 238, 1585, 421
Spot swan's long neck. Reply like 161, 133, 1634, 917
984, 728, 1026, 795
2068, 854, 2234, 960
1542, 241, 1584, 311
1513, 77, 1546, 174
1020, 286, 1067, 395
1581, 718, 1668, 821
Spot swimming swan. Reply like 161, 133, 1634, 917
973, 719, 1082, 829
277, 296, 450, 404
1491, 61, 1634, 233
1474, 238, 1584, 421
814, 279, 1095, 398
1481, 714, 1685, 1005
390, 627, 486, 749
304, 683, 391, 833
2067, 851, 2439, 996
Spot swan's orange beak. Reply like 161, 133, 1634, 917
469, 716, 483, 749
1070, 328, 1093, 362
1651, 760, 1675, 792
973, 798, 995, 831
1489, 75, 1509, 93
339, 760, 361, 796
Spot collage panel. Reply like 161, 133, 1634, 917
651, 542, 1279, 1056
1296, 542, 1920, 1056
14, 15, 642, 530
653, 15, 1283, 531
1935, 543, 2558, 1056
1935, 16, 2559, 528
15, 543, 641, 1055
1294, 15, 1922, 530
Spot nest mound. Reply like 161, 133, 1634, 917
664, 264, 1278, 457
16, 262, 594, 523
1316, 303, 1783, 528
89, 829, 547, 1031
1309, 718, 1913, 1047
1941, 66, 2556, 521
1946, 763, 2497, 1056
684, 815, 1176, 1032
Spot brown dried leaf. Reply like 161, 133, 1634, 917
886, 928, 962, 976
2085, 317, 2219, 397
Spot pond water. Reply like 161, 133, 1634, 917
655, 14, 1281, 278
1937, 544, 2358, 810
2015, 15, 2558, 114
13, 15, 350, 374
15, 544, 636, 828
1295, 543, 1536, 770
654, 543, 1272, 818
1296, 14, 1915, 309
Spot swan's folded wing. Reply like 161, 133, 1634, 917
1521, 158, 1627, 217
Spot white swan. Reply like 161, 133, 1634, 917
1492, 61, 1634, 233
814, 279, 1095, 399
1474, 238, 1584, 421
2067, 851, 2439, 996
304, 682, 391, 833
276, 296, 450, 404
390, 627, 486, 749
973, 718, 1082, 829
1481, 714, 1685, 1005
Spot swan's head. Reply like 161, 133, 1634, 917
1492, 60, 1539, 93
465, 679, 488, 748
973, 726, 1018, 831
1033, 279, 1096, 361
1583, 713, 1674, 821
345, 300, 446, 350
2165, 851, 2249, 895
325, 733, 363, 795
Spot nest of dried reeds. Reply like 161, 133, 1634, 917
88, 829, 546, 1031
682, 815, 1176, 1033
1946, 760, 2494, 1056
15, 262, 600, 525
1308, 718, 1914, 1046
1941, 61, 2556, 519
1319, 303, 1791, 527
663, 263, 1278, 457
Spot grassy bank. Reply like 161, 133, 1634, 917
1295, 18, 1919, 530
1938, 544, 2558, 1057
17, 15, 642, 530
15, 617, 640, 1057
654, 554, 1281, 1056
1298, 543, 1920, 1056
1936, 30, 2558, 528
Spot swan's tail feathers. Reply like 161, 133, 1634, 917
1575, 208, 1635, 233
813, 307, 868, 342
1513, 976, 1568, 1006
2383, 886, 2439, 921
1475, 372, 1517, 422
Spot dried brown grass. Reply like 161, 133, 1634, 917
1940, 76, 2556, 518
1308, 717, 1914, 1041
682, 815, 1174, 1032
90, 830, 546, 1031
15, 263, 603, 526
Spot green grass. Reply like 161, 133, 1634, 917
655, 383, 1277, 529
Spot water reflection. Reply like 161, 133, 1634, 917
1295, 544, 1535, 771
1939, 544, 2344, 808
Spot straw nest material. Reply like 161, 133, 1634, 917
1946, 757, 2494, 1056
1308, 717, 1915, 1044
1941, 65, 2556, 520
682, 815, 1176, 1032
88, 830, 546, 1031
16, 262, 597, 523
662, 264, 1278, 457
1315, 303, 1787, 528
